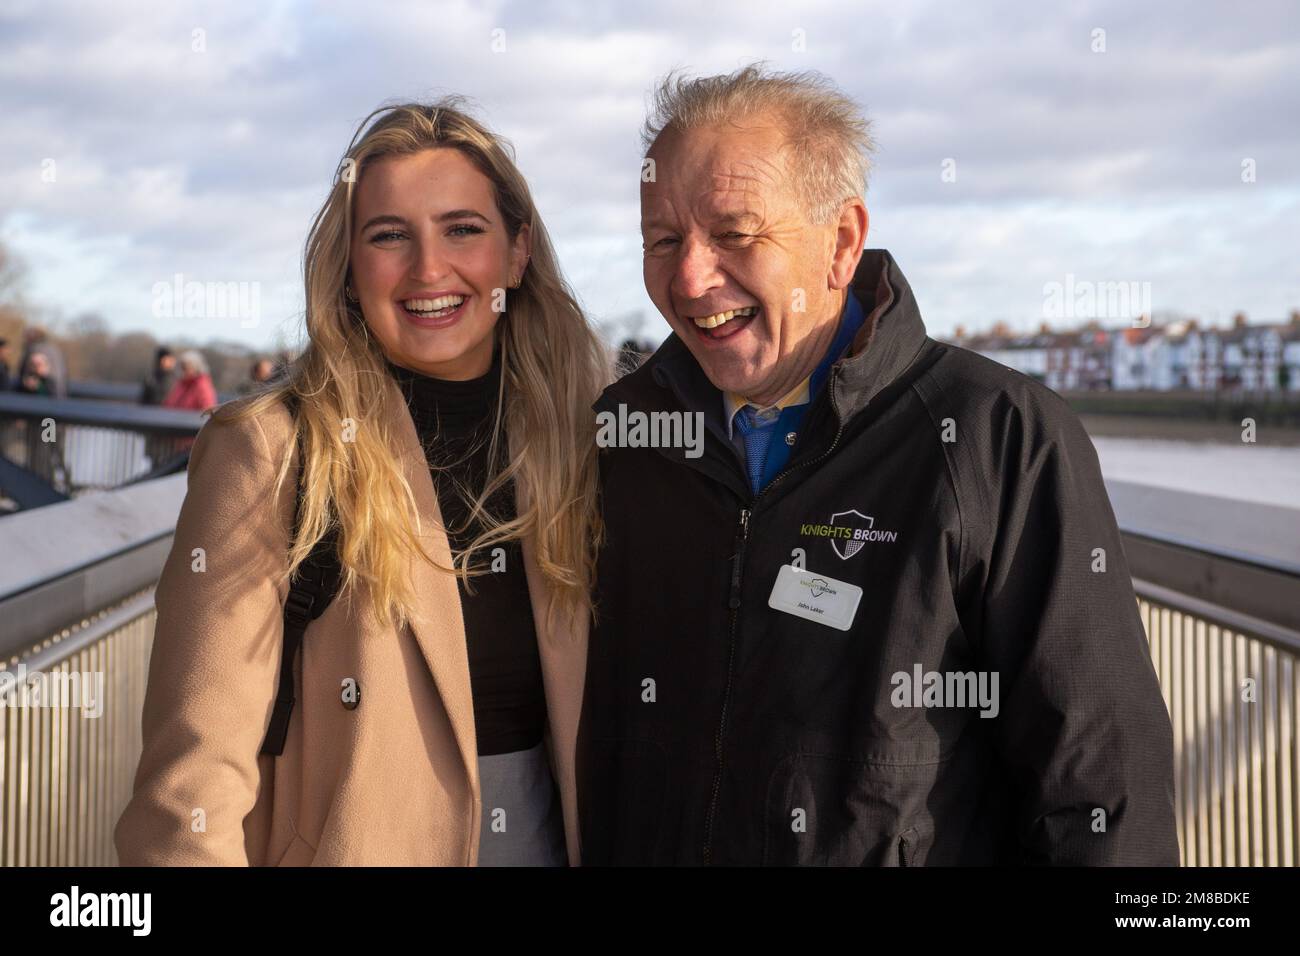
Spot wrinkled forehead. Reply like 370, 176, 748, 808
642, 122, 796, 224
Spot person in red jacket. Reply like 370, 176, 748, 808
162, 350, 218, 412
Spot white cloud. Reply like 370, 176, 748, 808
0, 0, 1297, 352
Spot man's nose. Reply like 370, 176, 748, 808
670, 237, 725, 303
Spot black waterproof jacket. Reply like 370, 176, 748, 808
577, 250, 1179, 866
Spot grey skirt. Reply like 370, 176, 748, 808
476, 739, 567, 866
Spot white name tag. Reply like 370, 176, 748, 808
767, 564, 863, 631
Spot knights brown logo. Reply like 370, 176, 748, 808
831, 509, 873, 559
798, 509, 900, 558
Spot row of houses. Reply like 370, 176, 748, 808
945, 313, 1300, 393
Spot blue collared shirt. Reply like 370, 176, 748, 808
726, 291, 866, 493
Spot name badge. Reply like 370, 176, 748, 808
767, 564, 863, 631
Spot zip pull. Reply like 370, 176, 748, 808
729, 508, 751, 609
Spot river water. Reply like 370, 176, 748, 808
1089, 436, 1300, 511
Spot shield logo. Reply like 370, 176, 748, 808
830, 510, 873, 560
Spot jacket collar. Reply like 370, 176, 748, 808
598, 249, 929, 428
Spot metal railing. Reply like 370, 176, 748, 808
0, 392, 204, 496
2, 591, 155, 866
1139, 593, 1297, 867
1109, 479, 1300, 867
0, 472, 1296, 866
1, 475, 186, 866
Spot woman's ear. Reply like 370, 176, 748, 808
510, 223, 532, 287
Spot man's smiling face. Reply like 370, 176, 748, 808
641, 117, 849, 405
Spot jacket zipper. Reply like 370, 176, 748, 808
898, 826, 919, 866
700, 368, 850, 865
701, 507, 750, 865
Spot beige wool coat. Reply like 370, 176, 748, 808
114, 377, 589, 866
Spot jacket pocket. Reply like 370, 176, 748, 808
579, 737, 668, 865
764, 751, 941, 866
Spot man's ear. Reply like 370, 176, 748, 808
828, 200, 868, 291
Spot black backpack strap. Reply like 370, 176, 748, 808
260, 396, 343, 757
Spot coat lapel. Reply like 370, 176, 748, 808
380, 372, 591, 865
379, 376, 480, 805
521, 537, 589, 865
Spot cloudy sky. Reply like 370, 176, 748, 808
1, 0, 1297, 352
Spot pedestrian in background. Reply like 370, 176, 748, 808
141, 347, 177, 405
162, 350, 217, 413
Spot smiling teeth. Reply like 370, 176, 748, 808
404, 294, 465, 314
693, 305, 758, 329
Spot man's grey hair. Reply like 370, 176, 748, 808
642, 63, 876, 224
177, 349, 209, 376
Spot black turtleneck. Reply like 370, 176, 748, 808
387, 351, 545, 757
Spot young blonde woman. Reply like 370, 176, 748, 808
115, 101, 609, 866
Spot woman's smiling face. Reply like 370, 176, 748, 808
349, 148, 529, 380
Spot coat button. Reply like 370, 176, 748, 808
341, 677, 361, 710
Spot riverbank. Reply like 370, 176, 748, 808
1080, 414, 1300, 446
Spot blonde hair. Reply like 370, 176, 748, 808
643, 63, 876, 224
223, 100, 609, 630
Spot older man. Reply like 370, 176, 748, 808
576, 66, 1179, 866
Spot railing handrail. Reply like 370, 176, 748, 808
1, 471, 1295, 666
11, 588, 158, 678
0, 474, 186, 598
1132, 576, 1300, 655
0, 391, 207, 433
1107, 478, 1300, 577
0, 474, 186, 660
